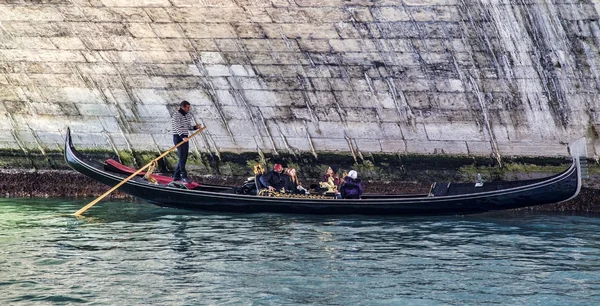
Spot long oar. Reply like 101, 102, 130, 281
73, 126, 207, 216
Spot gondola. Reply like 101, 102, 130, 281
64, 128, 585, 215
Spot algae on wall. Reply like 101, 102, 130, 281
0, 148, 578, 185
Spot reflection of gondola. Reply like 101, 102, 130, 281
65, 128, 584, 216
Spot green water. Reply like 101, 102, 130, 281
1, 198, 599, 305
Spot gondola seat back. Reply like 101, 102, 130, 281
255, 174, 267, 191
429, 182, 451, 196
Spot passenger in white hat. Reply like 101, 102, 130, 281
340, 170, 363, 199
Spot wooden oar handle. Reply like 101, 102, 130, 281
73, 126, 207, 216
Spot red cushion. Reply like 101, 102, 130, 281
104, 159, 200, 188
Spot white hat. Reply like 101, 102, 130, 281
348, 170, 357, 179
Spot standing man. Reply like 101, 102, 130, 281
171, 100, 201, 183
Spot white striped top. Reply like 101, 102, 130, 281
171, 109, 195, 137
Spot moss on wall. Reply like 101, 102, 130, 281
0, 148, 587, 184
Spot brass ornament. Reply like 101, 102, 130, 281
144, 161, 158, 184
258, 188, 334, 199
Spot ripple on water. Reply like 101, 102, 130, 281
0, 198, 599, 305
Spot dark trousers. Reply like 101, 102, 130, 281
173, 134, 189, 180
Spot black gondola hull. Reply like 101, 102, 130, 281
64, 128, 582, 216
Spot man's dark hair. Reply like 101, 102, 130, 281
180, 100, 190, 107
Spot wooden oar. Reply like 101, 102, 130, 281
73, 126, 207, 216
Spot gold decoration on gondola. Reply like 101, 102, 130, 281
340, 170, 348, 186
258, 189, 335, 199
253, 163, 264, 175
319, 175, 338, 193
143, 161, 158, 184
319, 169, 347, 192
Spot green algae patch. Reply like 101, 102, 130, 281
1, 147, 591, 184
0, 149, 70, 170
117, 151, 134, 166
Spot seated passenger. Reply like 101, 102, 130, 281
320, 164, 341, 195
259, 163, 286, 192
340, 170, 363, 199
284, 168, 309, 194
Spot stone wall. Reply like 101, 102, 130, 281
1, 0, 599, 161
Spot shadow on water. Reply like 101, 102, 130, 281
2, 197, 599, 229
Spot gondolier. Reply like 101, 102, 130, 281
171, 100, 202, 183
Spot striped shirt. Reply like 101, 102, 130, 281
171, 109, 195, 137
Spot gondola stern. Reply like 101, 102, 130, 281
562, 156, 584, 203
562, 137, 588, 202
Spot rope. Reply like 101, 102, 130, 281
143, 161, 158, 184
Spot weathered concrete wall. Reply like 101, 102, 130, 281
1, 0, 599, 161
